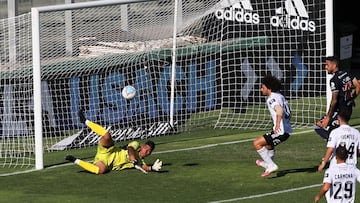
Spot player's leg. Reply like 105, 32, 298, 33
65, 155, 107, 174
78, 109, 114, 147
314, 112, 339, 141
314, 115, 330, 140
268, 148, 275, 159
314, 125, 329, 140
253, 135, 277, 168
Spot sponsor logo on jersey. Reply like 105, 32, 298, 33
215, 0, 260, 24
270, 0, 316, 32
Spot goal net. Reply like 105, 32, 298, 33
0, 0, 328, 171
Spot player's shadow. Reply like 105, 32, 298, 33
183, 163, 199, 167
271, 165, 319, 178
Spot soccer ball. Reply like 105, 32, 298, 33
122, 85, 136, 100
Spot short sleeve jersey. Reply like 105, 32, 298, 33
266, 92, 292, 135
330, 71, 355, 112
94, 140, 147, 171
323, 163, 360, 203
327, 125, 360, 167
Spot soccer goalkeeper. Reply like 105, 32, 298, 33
65, 110, 162, 174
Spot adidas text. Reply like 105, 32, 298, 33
270, 15, 315, 32
215, 8, 260, 24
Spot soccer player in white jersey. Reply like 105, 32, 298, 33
318, 109, 360, 172
253, 75, 292, 177
315, 145, 360, 203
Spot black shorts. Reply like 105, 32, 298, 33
322, 108, 353, 133
263, 131, 290, 147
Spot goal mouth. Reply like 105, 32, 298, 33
0, 0, 328, 170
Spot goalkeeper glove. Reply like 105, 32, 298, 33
151, 159, 162, 171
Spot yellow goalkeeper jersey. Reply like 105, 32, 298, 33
93, 141, 146, 171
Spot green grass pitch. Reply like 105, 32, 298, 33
2, 96, 360, 203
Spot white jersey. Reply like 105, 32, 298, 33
327, 125, 360, 167
323, 163, 360, 203
266, 92, 292, 134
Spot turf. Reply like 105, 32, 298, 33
1, 98, 360, 202
0, 127, 353, 203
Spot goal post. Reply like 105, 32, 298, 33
0, 0, 331, 173
31, 0, 158, 171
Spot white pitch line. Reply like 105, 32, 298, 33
0, 129, 316, 177
0, 127, 356, 178
208, 184, 322, 203
153, 129, 315, 154
207, 126, 360, 203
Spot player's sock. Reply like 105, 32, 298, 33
75, 159, 100, 174
86, 120, 108, 136
257, 147, 276, 167
268, 149, 275, 159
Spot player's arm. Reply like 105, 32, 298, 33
274, 104, 283, 133
314, 182, 330, 203
352, 78, 360, 97
127, 145, 138, 165
126, 141, 141, 165
142, 164, 152, 172
321, 91, 338, 128
318, 147, 334, 172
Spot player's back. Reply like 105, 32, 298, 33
328, 125, 360, 166
325, 163, 360, 203
331, 71, 355, 111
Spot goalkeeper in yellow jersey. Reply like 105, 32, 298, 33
65, 110, 162, 174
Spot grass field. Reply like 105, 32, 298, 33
2, 96, 360, 203
2, 128, 360, 202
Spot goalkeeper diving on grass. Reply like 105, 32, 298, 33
65, 110, 162, 174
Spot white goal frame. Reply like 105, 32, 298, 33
26, 0, 334, 171
31, 0, 158, 170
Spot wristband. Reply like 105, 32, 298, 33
132, 159, 138, 165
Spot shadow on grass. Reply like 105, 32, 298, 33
45, 156, 94, 168
271, 165, 319, 178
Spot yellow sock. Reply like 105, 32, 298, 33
86, 121, 108, 136
76, 159, 100, 174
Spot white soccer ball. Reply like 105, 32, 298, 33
122, 85, 136, 100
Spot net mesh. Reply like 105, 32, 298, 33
0, 0, 327, 169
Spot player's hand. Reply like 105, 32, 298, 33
318, 160, 326, 172
151, 159, 162, 171
315, 119, 322, 127
314, 194, 321, 203
320, 116, 329, 128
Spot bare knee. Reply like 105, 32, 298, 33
253, 137, 265, 150
98, 167, 107, 174
95, 162, 108, 174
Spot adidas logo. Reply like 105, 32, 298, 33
215, 0, 260, 24
270, 0, 316, 32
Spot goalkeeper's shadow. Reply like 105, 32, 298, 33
155, 163, 172, 173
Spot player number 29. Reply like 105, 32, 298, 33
333, 181, 354, 199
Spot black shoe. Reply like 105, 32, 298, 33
65, 155, 76, 162
78, 109, 86, 124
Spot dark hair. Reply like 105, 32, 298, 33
262, 74, 281, 92
145, 140, 155, 151
338, 109, 351, 123
336, 145, 348, 161
325, 56, 339, 66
